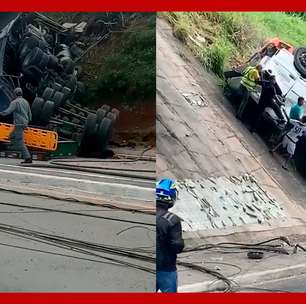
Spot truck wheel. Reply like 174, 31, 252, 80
83, 113, 97, 139
101, 104, 111, 113
76, 81, 85, 94
111, 108, 120, 120
53, 82, 63, 92
23, 47, 43, 67
47, 55, 58, 69
37, 53, 49, 69
42, 87, 55, 101
80, 113, 98, 153
65, 75, 77, 92
97, 117, 113, 153
106, 112, 116, 122
71, 118, 81, 125
96, 108, 107, 124
40, 100, 55, 126
62, 86, 72, 98
294, 47, 306, 77
31, 97, 44, 124
52, 91, 65, 108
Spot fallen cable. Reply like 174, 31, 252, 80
0, 201, 155, 227
20, 163, 156, 180
0, 189, 155, 214
0, 222, 156, 274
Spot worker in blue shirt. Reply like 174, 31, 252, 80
290, 97, 304, 120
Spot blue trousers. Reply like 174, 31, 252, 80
156, 271, 178, 293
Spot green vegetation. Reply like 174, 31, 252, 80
162, 12, 306, 78
85, 15, 156, 104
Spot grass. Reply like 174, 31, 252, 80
162, 12, 306, 78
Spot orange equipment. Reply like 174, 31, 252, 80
0, 123, 58, 151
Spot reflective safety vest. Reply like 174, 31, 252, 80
241, 66, 259, 91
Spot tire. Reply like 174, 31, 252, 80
83, 113, 97, 139
65, 75, 77, 92
75, 65, 83, 76
80, 113, 98, 150
31, 97, 45, 124
42, 87, 55, 101
70, 45, 83, 58
62, 86, 71, 98
40, 100, 55, 126
19, 36, 40, 61
23, 47, 44, 67
52, 91, 65, 108
101, 104, 111, 113
96, 108, 107, 124
76, 81, 85, 95
47, 55, 58, 69
294, 47, 306, 77
61, 58, 75, 74
71, 118, 81, 125
37, 53, 49, 69
97, 117, 113, 153
53, 82, 63, 92
106, 112, 116, 122
111, 108, 120, 119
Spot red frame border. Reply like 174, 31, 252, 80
0, 0, 306, 11
0, 292, 303, 303
1, 1, 306, 303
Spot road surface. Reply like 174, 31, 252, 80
241, 275, 306, 292
0, 190, 155, 291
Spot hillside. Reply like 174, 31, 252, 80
162, 12, 306, 77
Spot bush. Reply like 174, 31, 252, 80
85, 17, 155, 104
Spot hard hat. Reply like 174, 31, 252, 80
156, 178, 178, 208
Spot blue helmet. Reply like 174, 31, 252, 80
156, 178, 178, 208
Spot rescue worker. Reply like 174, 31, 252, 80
236, 64, 262, 119
156, 179, 184, 293
250, 73, 282, 133
289, 97, 304, 121
0, 87, 32, 164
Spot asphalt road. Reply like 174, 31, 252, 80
0, 190, 155, 291
240, 275, 306, 292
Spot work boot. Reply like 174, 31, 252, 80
21, 158, 32, 164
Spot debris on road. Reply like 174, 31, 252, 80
173, 175, 286, 231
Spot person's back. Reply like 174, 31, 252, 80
0, 87, 32, 163
156, 179, 184, 293
11, 96, 32, 126
240, 65, 261, 92
290, 97, 304, 121
237, 64, 262, 119
157, 208, 184, 272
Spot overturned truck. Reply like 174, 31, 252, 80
0, 12, 121, 158
225, 38, 306, 174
